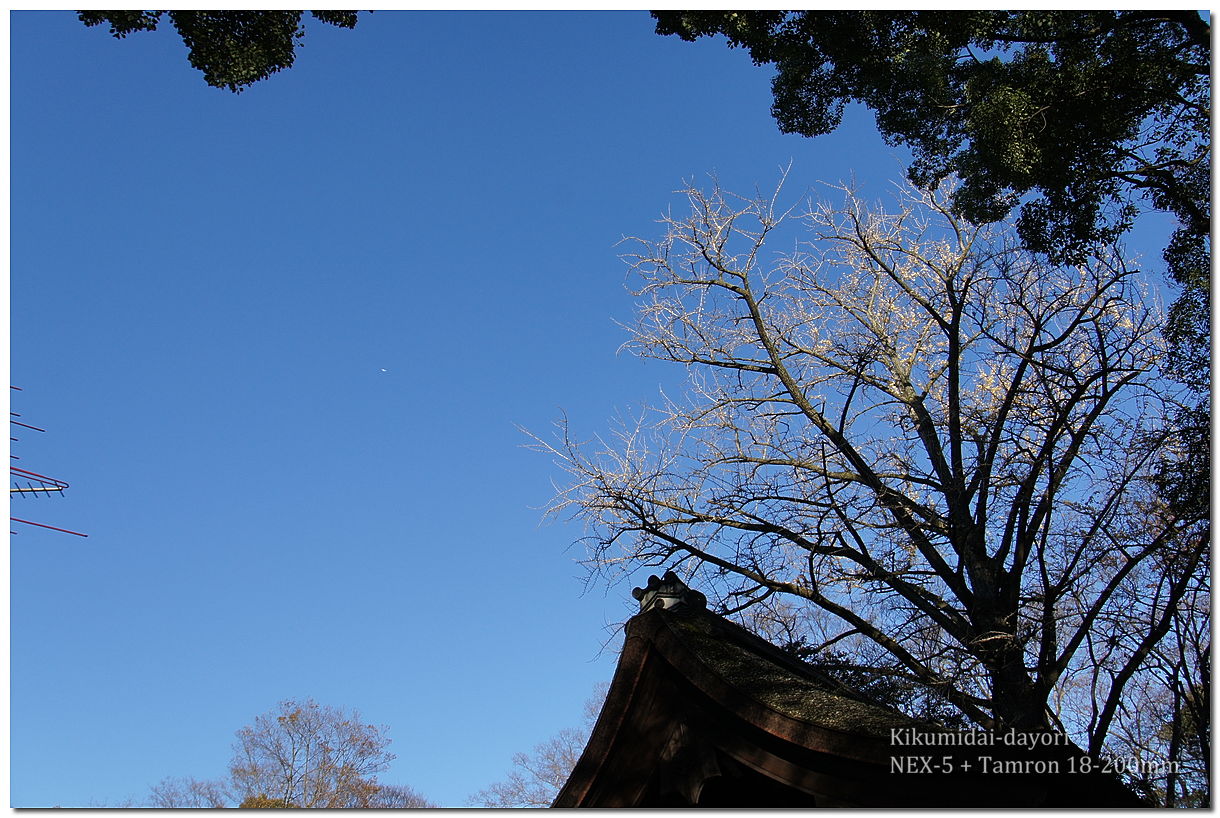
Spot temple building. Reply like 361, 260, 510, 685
554, 572, 1142, 808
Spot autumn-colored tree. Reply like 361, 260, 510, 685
364, 783, 435, 809
146, 698, 433, 808
239, 794, 295, 808
229, 698, 395, 808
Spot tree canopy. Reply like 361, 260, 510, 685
651, 12, 1209, 268
652, 8, 1211, 558
78, 11, 361, 92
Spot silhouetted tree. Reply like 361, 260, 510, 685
539, 175, 1201, 751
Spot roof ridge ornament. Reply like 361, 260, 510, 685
632, 571, 707, 613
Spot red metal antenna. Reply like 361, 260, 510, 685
10, 387, 88, 538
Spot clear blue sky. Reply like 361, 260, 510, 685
10, 10, 917, 807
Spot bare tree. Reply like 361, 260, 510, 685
366, 783, 436, 808
538, 175, 1204, 759
229, 698, 397, 808
469, 684, 608, 807
1103, 555, 1210, 805
147, 776, 230, 808
141, 698, 434, 808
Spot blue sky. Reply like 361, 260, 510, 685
9, 10, 922, 807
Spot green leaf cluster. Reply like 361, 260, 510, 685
653, 12, 1207, 257
78, 11, 360, 93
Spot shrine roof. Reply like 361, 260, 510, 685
658, 604, 928, 739
556, 572, 1145, 808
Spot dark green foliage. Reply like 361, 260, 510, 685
652, 12, 1208, 259
78, 10, 361, 92
653, 8, 1211, 531
76, 10, 163, 36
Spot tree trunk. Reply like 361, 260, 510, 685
987, 642, 1051, 733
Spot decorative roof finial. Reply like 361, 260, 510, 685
631, 571, 707, 613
